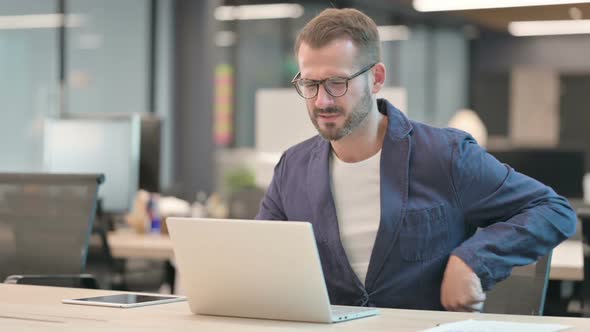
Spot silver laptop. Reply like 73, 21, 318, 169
166, 217, 378, 323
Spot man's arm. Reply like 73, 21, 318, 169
447, 132, 577, 292
255, 154, 287, 221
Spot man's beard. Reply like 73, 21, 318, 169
309, 87, 373, 141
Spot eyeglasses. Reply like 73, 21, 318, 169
291, 63, 377, 99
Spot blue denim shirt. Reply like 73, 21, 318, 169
256, 99, 577, 310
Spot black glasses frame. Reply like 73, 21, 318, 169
291, 63, 377, 99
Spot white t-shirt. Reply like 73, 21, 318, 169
330, 149, 381, 285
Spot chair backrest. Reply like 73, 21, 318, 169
228, 187, 266, 219
4, 274, 100, 289
483, 251, 552, 315
0, 173, 104, 282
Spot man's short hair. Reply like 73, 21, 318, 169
294, 8, 381, 66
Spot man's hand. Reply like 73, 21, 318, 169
441, 255, 486, 312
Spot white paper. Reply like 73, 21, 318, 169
421, 319, 571, 332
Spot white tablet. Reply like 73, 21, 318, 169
62, 293, 186, 308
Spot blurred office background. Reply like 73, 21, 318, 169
2, 0, 590, 204
1, 0, 590, 310
3, 0, 590, 203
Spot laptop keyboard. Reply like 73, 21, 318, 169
330, 305, 373, 316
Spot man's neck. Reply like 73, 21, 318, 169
331, 105, 388, 163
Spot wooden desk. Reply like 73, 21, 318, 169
100, 230, 584, 281
104, 230, 173, 260
2, 284, 590, 331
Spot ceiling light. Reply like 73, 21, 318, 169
0, 14, 83, 30
215, 4, 304, 21
414, 0, 590, 12
569, 7, 584, 19
509, 19, 590, 36
377, 25, 410, 41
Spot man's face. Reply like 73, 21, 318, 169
297, 39, 374, 141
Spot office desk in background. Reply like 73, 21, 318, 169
88, 229, 177, 292
2, 284, 590, 331
99, 230, 584, 281
103, 229, 174, 260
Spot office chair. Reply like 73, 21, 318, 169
228, 186, 266, 219
483, 252, 552, 315
4, 274, 100, 289
573, 206, 590, 317
0, 173, 104, 283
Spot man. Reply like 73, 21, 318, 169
256, 8, 576, 312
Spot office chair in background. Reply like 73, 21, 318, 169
228, 186, 266, 219
4, 274, 99, 289
484, 252, 552, 315
0, 173, 104, 288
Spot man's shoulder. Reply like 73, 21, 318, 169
409, 120, 471, 145
283, 135, 324, 161
379, 98, 470, 145
404, 120, 478, 166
